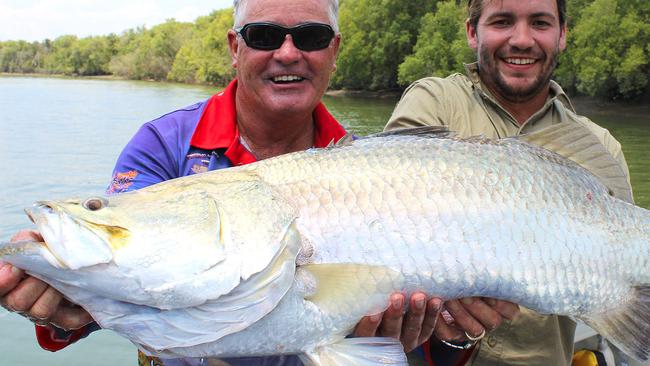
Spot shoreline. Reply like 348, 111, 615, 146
2, 72, 648, 117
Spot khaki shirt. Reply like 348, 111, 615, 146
386, 63, 632, 366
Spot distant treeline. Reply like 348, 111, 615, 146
1, 0, 648, 99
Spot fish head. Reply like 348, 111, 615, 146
22, 182, 229, 273
4, 172, 301, 309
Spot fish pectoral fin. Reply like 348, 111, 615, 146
581, 285, 650, 361
515, 123, 633, 203
301, 264, 403, 319
299, 337, 408, 366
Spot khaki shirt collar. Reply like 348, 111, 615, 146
463, 62, 576, 117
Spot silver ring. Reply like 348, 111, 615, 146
440, 339, 474, 350
465, 329, 486, 342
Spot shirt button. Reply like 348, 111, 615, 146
487, 336, 498, 348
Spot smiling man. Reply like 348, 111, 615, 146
386, 0, 633, 365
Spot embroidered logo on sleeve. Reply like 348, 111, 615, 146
186, 152, 212, 175
107, 170, 138, 195
191, 164, 208, 174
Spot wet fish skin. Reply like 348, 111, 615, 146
1, 125, 649, 364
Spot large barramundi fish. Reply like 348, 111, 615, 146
1, 124, 649, 365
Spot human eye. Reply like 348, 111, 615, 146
532, 18, 553, 29
489, 18, 511, 28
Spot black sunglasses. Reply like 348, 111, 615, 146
235, 22, 335, 51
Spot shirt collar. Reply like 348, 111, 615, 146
190, 79, 347, 166
463, 62, 575, 113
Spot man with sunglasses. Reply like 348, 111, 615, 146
0, 0, 475, 365
385, 0, 632, 365
2, 0, 341, 364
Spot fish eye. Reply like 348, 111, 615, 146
82, 197, 108, 211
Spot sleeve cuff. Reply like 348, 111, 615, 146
424, 338, 477, 366
35, 322, 100, 352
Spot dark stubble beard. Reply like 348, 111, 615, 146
478, 45, 561, 103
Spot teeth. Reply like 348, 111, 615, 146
273, 75, 303, 82
505, 58, 536, 65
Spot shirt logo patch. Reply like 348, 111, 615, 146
107, 170, 138, 195
191, 164, 208, 174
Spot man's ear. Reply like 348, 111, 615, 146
466, 19, 478, 50
227, 30, 239, 68
331, 33, 341, 69
559, 23, 567, 51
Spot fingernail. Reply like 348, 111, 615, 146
485, 298, 497, 306
430, 298, 442, 312
370, 313, 381, 322
392, 295, 403, 310
461, 297, 474, 305
414, 295, 425, 310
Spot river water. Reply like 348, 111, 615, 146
0, 75, 648, 365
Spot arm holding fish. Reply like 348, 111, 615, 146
2, 124, 180, 351
354, 293, 519, 352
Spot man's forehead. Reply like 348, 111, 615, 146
241, 0, 331, 24
480, 0, 559, 18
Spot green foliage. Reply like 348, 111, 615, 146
332, 0, 437, 90
563, 0, 650, 98
398, 1, 473, 85
109, 20, 193, 80
0, 40, 43, 73
168, 9, 235, 85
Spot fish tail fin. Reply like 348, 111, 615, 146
582, 285, 650, 361
300, 337, 408, 366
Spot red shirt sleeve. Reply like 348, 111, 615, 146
424, 339, 477, 366
35, 323, 99, 352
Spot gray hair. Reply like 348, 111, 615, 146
233, 0, 339, 32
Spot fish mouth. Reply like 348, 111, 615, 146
23, 202, 117, 270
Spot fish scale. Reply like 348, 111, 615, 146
1, 125, 649, 364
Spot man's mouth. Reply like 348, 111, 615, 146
271, 75, 305, 84
503, 57, 537, 65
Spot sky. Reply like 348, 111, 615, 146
0, 0, 233, 42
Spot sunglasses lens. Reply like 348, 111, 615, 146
293, 25, 335, 51
242, 24, 284, 50
240, 23, 334, 51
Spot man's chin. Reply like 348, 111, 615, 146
265, 99, 318, 116
496, 76, 547, 102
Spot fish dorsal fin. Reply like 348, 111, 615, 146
515, 124, 633, 203
366, 126, 453, 139
327, 133, 355, 148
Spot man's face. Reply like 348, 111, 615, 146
466, 0, 566, 102
228, 0, 340, 117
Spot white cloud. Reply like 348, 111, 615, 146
0, 0, 232, 41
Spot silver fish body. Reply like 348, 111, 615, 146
2, 125, 649, 365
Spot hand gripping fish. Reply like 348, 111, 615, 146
1, 124, 649, 365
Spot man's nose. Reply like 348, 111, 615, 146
509, 22, 535, 50
273, 35, 302, 63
